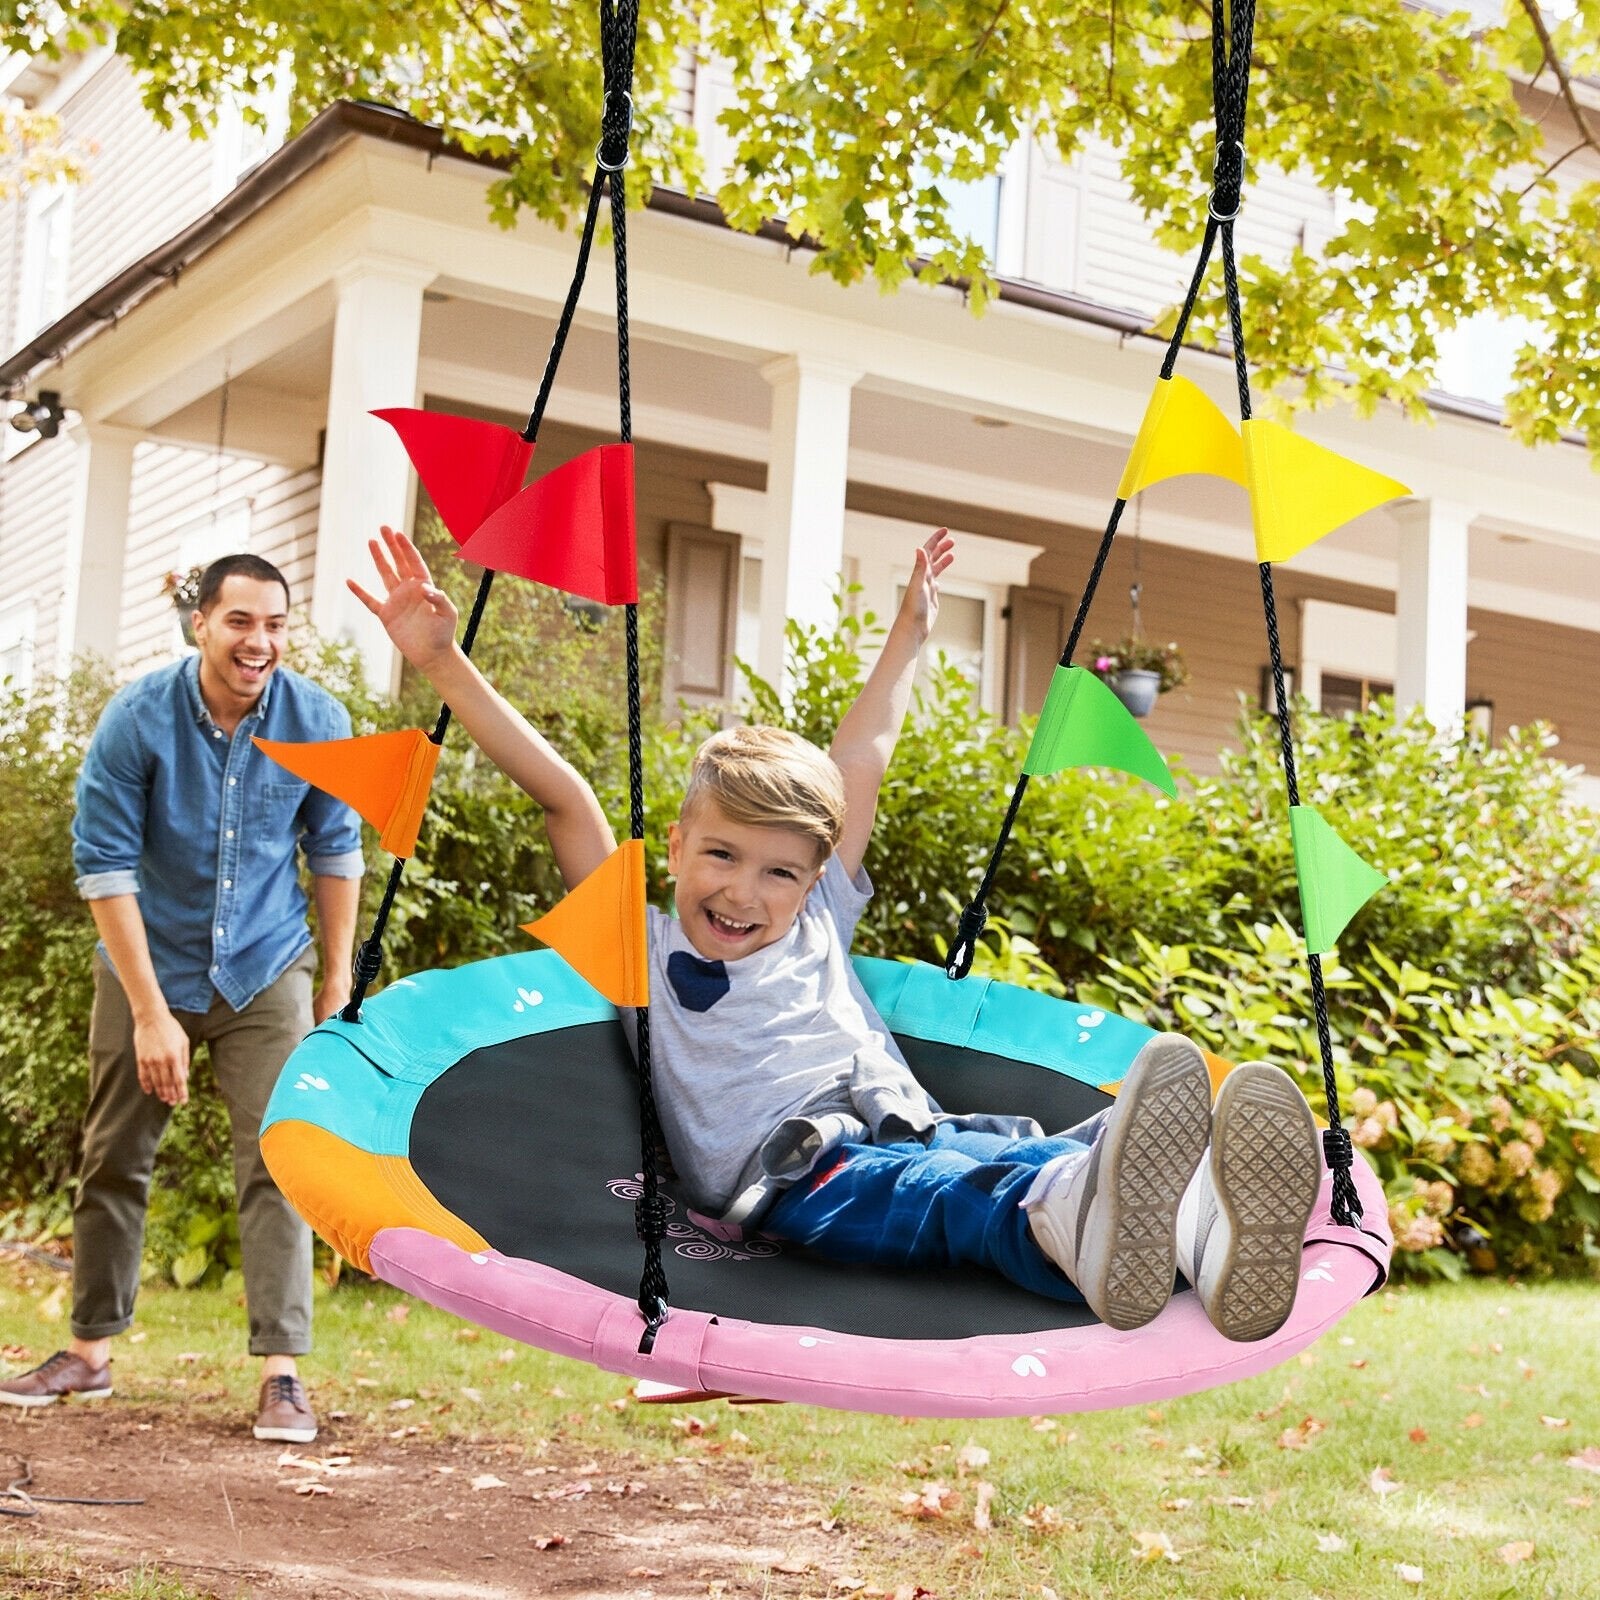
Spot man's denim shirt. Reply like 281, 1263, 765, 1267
72, 657, 365, 1014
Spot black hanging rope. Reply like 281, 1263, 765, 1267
944, 0, 1361, 1228
340, 70, 620, 1024
594, 0, 672, 1351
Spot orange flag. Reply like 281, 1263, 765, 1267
254, 729, 441, 859
522, 839, 649, 1007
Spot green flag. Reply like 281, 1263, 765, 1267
1289, 804, 1387, 955
1021, 666, 1177, 795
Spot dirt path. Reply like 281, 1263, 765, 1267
2, 1401, 883, 1598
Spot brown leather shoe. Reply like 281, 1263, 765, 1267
0, 1350, 113, 1408
253, 1374, 318, 1443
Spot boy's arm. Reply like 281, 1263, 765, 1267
349, 527, 617, 890
828, 528, 953, 879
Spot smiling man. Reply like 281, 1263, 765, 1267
0, 555, 364, 1443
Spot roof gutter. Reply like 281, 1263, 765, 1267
0, 99, 1564, 441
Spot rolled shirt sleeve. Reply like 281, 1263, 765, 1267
298, 699, 365, 878
73, 694, 150, 900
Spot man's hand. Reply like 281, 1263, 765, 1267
312, 979, 351, 1026
134, 1009, 191, 1106
896, 527, 954, 646
347, 526, 459, 672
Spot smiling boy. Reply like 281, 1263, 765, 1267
351, 526, 1321, 1340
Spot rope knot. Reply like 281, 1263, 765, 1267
353, 939, 384, 986
1321, 1124, 1354, 1173
634, 1191, 670, 1243
1208, 139, 1246, 222
945, 900, 989, 980
597, 87, 634, 173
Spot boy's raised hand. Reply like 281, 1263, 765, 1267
347, 525, 459, 672
900, 526, 955, 645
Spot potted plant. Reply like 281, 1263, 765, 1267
163, 565, 204, 647
1086, 636, 1188, 717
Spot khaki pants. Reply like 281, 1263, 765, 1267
72, 947, 315, 1355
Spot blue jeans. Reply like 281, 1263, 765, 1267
762, 1122, 1104, 1302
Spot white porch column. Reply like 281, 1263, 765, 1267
313, 259, 432, 693
58, 421, 139, 673
1392, 498, 1472, 729
758, 355, 862, 688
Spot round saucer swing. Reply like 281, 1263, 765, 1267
258, 0, 1395, 1416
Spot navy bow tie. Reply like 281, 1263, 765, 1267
666, 950, 731, 1013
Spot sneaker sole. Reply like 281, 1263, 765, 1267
0, 1386, 113, 1408
1206, 1064, 1322, 1342
253, 1423, 319, 1443
1076, 1037, 1213, 1331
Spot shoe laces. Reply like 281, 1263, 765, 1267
37, 1351, 76, 1374
265, 1373, 306, 1407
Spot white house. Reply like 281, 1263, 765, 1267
2, 40, 1597, 801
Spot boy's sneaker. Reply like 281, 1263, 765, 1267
1025, 1034, 1212, 1330
0, 1350, 113, 1408
1177, 1062, 1321, 1342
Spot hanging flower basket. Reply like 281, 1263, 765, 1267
163, 566, 204, 647
1087, 637, 1188, 719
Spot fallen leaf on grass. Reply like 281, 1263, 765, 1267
460, 1386, 483, 1403
386, 1303, 409, 1323
1021, 1503, 1067, 1531
174, 1352, 203, 1364
1408, 1428, 1429, 1444
388, 1397, 415, 1411
1316, 1533, 1347, 1553
900, 1482, 959, 1519
531, 1534, 569, 1551
672, 1414, 714, 1435
1278, 1417, 1325, 1450
1497, 1540, 1535, 1564
627, 1565, 663, 1578
832, 1581, 867, 1593
293, 1482, 332, 1497
543, 1480, 593, 1501
471, 1474, 508, 1491
1394, 1562, 1424, 1584
973, 1481, 996, 1532
388, 1425, 421, 1440
1539, 1416, 1570, 1429
1566, 1448, 1600, 1474
1369, 1467, 1403, 1497
769, 1557, 811, 1575
1462, 1411, 1485, 1429
1161, 1497, 1194, 1511
955, 1442, 990, 1474
1131, 1529, 1180, 1564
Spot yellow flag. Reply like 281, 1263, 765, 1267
1243, 419, 1410, 564
1117, 375, 1247, 500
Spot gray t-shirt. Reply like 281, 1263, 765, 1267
638, 855, 1038, 1224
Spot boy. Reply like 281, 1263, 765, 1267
350, 526, 1321, 1340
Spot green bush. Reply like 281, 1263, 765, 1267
4, 594, 1596, 1284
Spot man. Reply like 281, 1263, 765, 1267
0, 554, 363, 1443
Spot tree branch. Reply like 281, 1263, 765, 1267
1514, 0, 1600, 157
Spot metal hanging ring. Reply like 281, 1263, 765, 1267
1207, 139, 1246, 222
595, 89, 635, 173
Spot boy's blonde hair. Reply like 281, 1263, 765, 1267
681, 726, 845, 862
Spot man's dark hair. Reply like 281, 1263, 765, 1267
195, 554, 291, 614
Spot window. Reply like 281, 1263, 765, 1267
209, 68, 293, 200
0, 599, 36, 695
1436, 314, 1540, 408
16, 185, 73, 341
897, 584, 986, 713
1318, 673, 1393, 719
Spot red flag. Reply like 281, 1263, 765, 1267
456, 443, 638, 606
373, 409, 534, 546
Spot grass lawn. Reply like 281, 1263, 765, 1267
3, 1258, 1596, 1598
